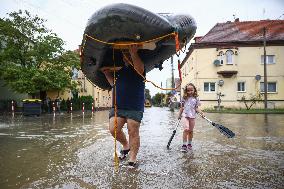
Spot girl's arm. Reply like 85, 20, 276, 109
196, 107, 205, 117
178, 102, 184, 119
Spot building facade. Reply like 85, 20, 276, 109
48, 69, 112, 109
180, 19, 284, 109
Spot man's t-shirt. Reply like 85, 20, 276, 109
113, 65, 145, 111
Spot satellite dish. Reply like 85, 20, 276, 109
255, 75, 261, 81
218, 80, 224, 86
213, 59, 221, 66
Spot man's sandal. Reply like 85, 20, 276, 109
119, 149, 130, 160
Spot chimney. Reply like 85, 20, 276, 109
194, 36, 203, 43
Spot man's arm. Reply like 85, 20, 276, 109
128, 45, 144, 75
101, 69, 114, 86
100, 66, 122, 86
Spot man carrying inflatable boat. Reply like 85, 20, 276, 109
80, 3, 197, 168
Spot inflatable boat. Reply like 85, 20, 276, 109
80, 3, 196, 90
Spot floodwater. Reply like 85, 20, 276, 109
0, 108, 283, 189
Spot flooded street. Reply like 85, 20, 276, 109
0, 107, 284, 189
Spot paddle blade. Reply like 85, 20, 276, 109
213, 122, 235, 138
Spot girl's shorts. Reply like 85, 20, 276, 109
181, 117, 195, 131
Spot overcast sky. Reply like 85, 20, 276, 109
1, 0, 283, 96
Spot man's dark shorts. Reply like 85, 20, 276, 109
109, 108, 144, 123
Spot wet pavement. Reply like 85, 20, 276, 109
0, 107, 284, 189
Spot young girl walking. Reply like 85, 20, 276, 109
178, 83, 204, 152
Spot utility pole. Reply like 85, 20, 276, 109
171, 56, 175, 89
170, 56, 175, 111
263, 27, 268, 109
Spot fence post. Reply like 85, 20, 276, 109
53, 102, 56, 113
11, 100, 14, 112
82, 102, 85, 113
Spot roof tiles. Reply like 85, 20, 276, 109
199, 20, 284, 43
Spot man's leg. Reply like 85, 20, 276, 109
109, 116, 129, 150
127, 119, 140, 162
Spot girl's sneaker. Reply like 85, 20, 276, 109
187, 144, 192, 150
181, 145, 188, 152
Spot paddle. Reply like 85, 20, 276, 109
166, 119, 181, 149
200, 114, 235, 138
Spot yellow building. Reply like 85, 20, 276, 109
48, 69, 112, 109
180, 19, 284, 109
76, 70, 112, 109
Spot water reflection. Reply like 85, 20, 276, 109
0, 108, 283, 189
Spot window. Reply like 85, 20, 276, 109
204, 82, 216, 92
226, 50, 234, 64
72, 68, 78, 79
261, 55, 275, 64
260, 82, 277, 93
218, 51, 224, 65
237, 82, 245, 92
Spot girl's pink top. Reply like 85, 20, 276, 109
181, 97, 201, 118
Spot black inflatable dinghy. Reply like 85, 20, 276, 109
81, 3, 196, 90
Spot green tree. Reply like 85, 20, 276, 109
0, 10, 80, 98
145, 88, 151, 101
152, 93, 165, 106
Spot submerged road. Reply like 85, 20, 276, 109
0, 107, 283, 189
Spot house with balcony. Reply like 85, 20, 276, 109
180, 19, 284, 109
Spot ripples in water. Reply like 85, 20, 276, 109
0, 109, 283, 189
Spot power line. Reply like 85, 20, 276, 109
11, 0, 88, 50
13, 0, 83, 31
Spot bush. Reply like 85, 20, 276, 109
60, 99, 67, 111
71, 95, 94, 110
